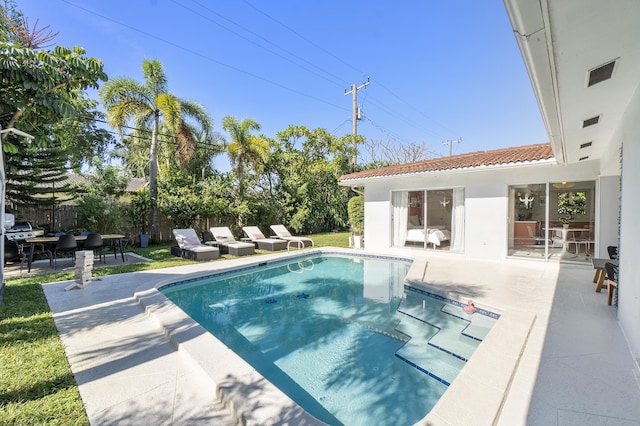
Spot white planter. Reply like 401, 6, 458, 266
353, 235, 363, 249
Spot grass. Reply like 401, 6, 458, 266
0, 231, 349, 424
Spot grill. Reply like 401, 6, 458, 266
4, 216, 44, 240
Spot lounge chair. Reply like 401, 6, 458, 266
210, 227, 255, 256
242, 226, 288, 251
269, 224, 314, 250
172, 229, 220, 261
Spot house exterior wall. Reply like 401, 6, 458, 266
597, 176, 620, 257
615, 84, 640, 360
361, 160, 601, 261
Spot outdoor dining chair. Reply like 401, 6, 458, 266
605, 261, 618, 306
82, 233, 106, 263
51, 234, 78, 269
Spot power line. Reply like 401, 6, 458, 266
331, 119, 351, 135
240, 0, 363, 76
171, 0, 347, 88
361, 115, 409, 145
70, 115, 220, 151
370, 77, 458, 138
362, 96, 445, 141
241, 1, 459, 140
60, 0, 458, 146
60, 0, 350, 113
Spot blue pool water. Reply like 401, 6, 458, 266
161, 254, 497, 425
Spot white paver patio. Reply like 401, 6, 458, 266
41, 248, 640, 425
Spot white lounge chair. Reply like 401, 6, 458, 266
210, 227, 255, 256
172, 229, 220, 261
242, 226, 288, 251
269, 224, 314, 250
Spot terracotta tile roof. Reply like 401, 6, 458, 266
340, 143, 555, 182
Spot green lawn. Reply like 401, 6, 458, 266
0, 231, 349, 424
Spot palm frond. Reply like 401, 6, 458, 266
175, 121, 196, 168
156, 93, 182, 130
142, 59, 168, 97
181, 99, 213, 137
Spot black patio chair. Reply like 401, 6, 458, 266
51, 234, 78, 269
82, 232, 106, 263
4, 236, 27, 269
605, 261, 618, 306
607, 246, 618, 260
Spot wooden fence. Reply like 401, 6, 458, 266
8, 205, 235, 244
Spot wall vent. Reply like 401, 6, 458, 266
583, 116, 600, 127
579, 156, 589, 161
588, 60, 616, 87
580, 141, 593, 149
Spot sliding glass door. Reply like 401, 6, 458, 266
508, 181, 596, 262
392, 188, 464, 252
508, 184, 547, 259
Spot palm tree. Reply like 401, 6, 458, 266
222, 116, 270, 197
100, 59, 212, 239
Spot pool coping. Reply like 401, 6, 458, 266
136, 247, 535, 425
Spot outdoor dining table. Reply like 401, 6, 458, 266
545, 227, 584, 258
24, 234, 126, 272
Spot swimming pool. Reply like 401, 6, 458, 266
160, 253, 497, 425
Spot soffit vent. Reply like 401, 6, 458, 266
588, 60, 616, 87
583, 116, 600, 128
580, 141, 593, 149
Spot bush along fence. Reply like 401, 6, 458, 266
8, 205, 235, 244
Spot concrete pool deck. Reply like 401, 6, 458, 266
41, 248, 640, 425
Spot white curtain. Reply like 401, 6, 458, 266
451, 188, 465, 252
392, 191, 408, 246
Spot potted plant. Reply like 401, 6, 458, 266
557, 191, 586, 229
347, 195, 364, 249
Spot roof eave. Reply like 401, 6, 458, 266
503, 0, 566, 164
338, 157, 557, 185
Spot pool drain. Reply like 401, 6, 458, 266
265, 298, 277, 304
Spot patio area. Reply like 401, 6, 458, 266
3, 250, 150, 278
39, 249, 640, 425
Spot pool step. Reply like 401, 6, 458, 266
400, 301, 481, 357
394, 318, 466, 385
441, 304, 495, 341
394, 296, 492, 385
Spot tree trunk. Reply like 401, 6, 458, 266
149, 111, 159, 241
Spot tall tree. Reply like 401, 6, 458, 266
265, 126, 352, 233
74, 162, 129, 234
0, 3, 109, 209
100, 59, 212, 239
222, 116, 270, 214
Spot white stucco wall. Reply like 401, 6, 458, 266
615, 84, 640, 360
597, 175, 620, 258
359, 159, 601, 261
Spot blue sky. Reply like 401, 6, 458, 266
19, 0, 547, 169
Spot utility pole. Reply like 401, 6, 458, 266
344, 77, 370, 171
442, 137, 462, 156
